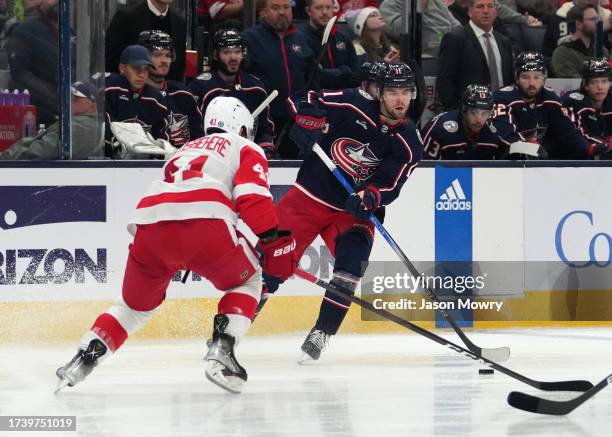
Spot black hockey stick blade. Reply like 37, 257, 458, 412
295, 268, 593, 392
508, 373, 611, 415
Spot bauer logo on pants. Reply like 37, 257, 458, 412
0, 186, 106, 230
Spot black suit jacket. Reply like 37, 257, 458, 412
436, 25, 514, 110
105, 1, 186, 81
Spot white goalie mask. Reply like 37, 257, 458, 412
204, 96, 255, 141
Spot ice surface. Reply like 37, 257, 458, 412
1, 328, 611, 436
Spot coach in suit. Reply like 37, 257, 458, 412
436, 0, 514, 110
106, 0, 186, 81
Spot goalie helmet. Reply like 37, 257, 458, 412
461, 84, 494, 111
204, 96, 254, 141
137, 30, 175, 60
514, 51, 546, 76
376, 62, 417, 98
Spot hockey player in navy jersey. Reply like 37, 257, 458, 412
137, 30, 204, 148
105, 45, 171, 158
492, 51, 608, 159
188, 28, 276, 158
259, 63, 423, 362
422, 84, 509, 160
562, 58, 612, 159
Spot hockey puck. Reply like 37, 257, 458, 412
479, 368, 494, 375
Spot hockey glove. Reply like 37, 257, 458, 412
289, 101, 327, 158
258, 229, 297, 281
588, 142, 612, 159
345, 186, 381, 220
259, 142, 277, 160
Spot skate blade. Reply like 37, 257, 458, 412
297, 351, 316, 365
205, 361, 244, 394
54, 377, 71, 394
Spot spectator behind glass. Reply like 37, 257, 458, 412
2, 0, 42, 46
5, 0, 58, 126
552, 5, 609, 78
299, 0, 359, 90
436, 0, 514, 111
196, 0, 243, 30
544, 0, 612, 59
106, 0, 186, 81
381, 0, 461, 57
243, 0, 316, 158
345, 7, 400, 63
0, 81, 104, 160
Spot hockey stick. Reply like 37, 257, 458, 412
311, 143, 511, 362
295, 268, 592, 392
507, 373, 612, 415
252, 90, 278, 119
180, 91, 279, 284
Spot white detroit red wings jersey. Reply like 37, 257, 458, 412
128, 132, 278, 236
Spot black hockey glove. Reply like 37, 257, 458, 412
289, 101, 327, 158
345, 186, 381, 220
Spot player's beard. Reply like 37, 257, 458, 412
218, 60, 241, 76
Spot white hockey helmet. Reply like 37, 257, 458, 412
204, 96, 254, 141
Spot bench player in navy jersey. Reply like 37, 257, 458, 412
259, 63, 423, 362
137, 30, 204, 148
422, 84, 509, 160
491, 51, 608, 159
562, 58, 612, 159
188, 29, 276, 158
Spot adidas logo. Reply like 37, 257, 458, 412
435, 178, 472, 211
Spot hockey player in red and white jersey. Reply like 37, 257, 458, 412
56, 96, 297, 394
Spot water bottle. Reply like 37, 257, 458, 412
11, 89, 20, 106
22, 89, 30, 105
22, 110, 36, 139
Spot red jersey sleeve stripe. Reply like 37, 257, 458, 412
137, 188, 236, 211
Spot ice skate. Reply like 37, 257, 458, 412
205, 314, 247, 394
298, 328, 330, 364
55, 339, 108, 393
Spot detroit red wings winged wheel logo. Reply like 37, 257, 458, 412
330, 138, 381, 183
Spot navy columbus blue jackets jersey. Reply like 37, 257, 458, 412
422, 110, 509, 160
492, 85, 590, 159
105, 73, 170, 147
188, 71, 275, 145
159, 80, 204, 147
562, 90, 612, 145
289, 88, 423, 210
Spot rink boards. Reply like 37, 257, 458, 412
1, 161, 611, 341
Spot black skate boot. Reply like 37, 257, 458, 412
55, 339, 107, 393
205, 314, 247, 394
298, 328, 330, 364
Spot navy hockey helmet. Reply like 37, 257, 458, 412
514, 51, 546, 77
376, 62, 417, 98
137, 30, 175, 59
360, 61, 386, 82
461, 84, 494, 111
213, 28, 246, 52
582, 58, 611, 81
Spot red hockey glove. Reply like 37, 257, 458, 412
289, 101, 327, 158
345, 186, 381, 220
588, 142, 611, 159
258, 230, 297, 281
259, 142, 277, 160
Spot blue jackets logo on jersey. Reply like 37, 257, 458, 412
331, 138, 381, 183
0, 186, 106, 230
